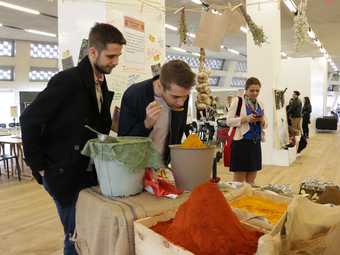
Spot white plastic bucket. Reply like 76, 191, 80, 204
94, 159, 145, 197
169, 145, 215, 191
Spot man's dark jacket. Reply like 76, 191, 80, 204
288, 98, 302, 118
118, 77, 188, 164
20, 56, 113, 206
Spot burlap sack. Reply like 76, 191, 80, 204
257, 196, 340, 255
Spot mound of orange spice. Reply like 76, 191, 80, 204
181, 134, 207, 148
230, 195, 288, 225
151, 182, 262, 255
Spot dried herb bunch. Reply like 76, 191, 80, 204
239, 5, 267, 47
294, 0, 309, 50
179, 7, 187, 46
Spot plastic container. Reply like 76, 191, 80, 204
169, 145, 215, 191
94, 159, 145, 197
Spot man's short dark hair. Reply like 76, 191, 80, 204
88, 23, 126, 52
293, 90, 300, 96
160, 60, 196, 90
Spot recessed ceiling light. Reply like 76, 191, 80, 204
228, 48, 240, 55
25, 29, 56, 37
165, 24, 178, 31
283, 0, 297, 13
172, 47, 186, 53
191, 0, 202, 4
307, 29, 316, 39
0, 1, 40, 15
187, 32, 196, 38
240, 26, 248, 34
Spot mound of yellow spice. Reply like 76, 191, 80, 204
230, 195, 288, 225
181, 134, 207, 148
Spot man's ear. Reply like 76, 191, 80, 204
88, 47, 97, 59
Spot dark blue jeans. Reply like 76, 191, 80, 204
42, 177, 78, 255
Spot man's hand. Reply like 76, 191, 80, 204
144, 101, 162, 129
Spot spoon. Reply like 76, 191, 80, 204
85, 125, 117, 143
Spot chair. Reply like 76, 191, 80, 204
0, 144, 21, 181
0, 123, 6, 128
8, 123, 16, 128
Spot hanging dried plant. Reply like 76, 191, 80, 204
199, 48, 206, 72
294, 0, 309, 50
178, 7, 187, 46
239, 6, 267, 47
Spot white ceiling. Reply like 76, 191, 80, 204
0, 0, 57, 43
166, 0, 340, 69
0, 0, 339, 68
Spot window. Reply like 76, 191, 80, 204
236, 61, 247, 72
0, 66, 14, 81
30, 42, 58, 59
0, 39, 15, 57
231, 77, 247, 87
29, 67, 58, 82
166, 54, 225, 70
209, 76, 220, 86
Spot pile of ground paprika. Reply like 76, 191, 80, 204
151, 182, 262, 255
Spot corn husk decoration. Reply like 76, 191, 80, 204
196, 48, 216, 120
178, 7, 187, 46
238, 5, 267, 47
294, 0, 309, 50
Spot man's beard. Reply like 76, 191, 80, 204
94, 61, 116, 75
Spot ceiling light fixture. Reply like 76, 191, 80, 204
0, 1, 40, 15
212, 9, 222, 16
165, 23, 178, 31
281, 52, 288, 57
228, 48, 240, 55
307, 29, 316, 39
25, 29, 56, 37
191, 0, 202, 5
283, 0, 297, 13
187, 32, 196, 38
314, 39, 321, 47
240, 26, 248, 34
0, 23, 2, 27
172, 47, 187, 53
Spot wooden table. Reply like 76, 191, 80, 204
0, 135, 28, 179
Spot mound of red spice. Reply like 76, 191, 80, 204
151, 182, 262, 255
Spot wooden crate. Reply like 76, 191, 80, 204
134, 210, 267, 255
134, 210, 193, 255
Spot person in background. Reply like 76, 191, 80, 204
20, 23, 126, 255
302, 96, 312, 138
287, 91, 303, 135
227, 77, 266, 184
118, 60, 196, 165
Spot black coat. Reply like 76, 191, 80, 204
118, 76, 188, 164
288, 98, 303, 118
20, 56, 113, 206
302, 103, 312, 122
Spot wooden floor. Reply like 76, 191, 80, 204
0, 132, 340, 255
